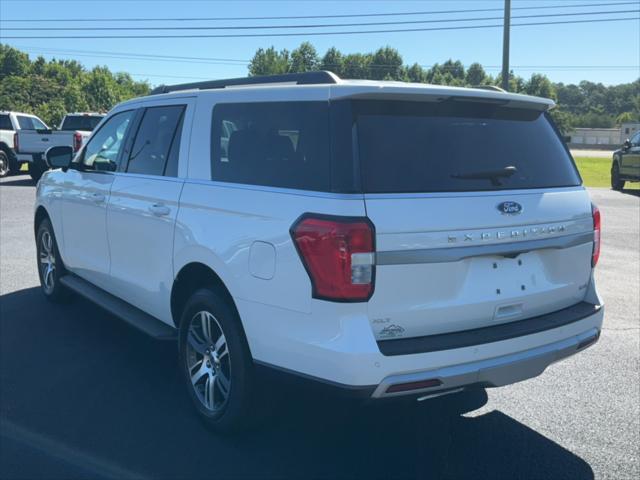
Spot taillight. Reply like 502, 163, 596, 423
291, 214, 375, 302
592, 203, 601, 267
13, 132, 19, 152
73, 132, 83, 152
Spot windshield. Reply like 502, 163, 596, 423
16, 115, 48, 130
351, 100, 581, 193
60, 115, 103, 131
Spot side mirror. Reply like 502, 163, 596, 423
623, 139, 632, 150
45, 145, 74, 170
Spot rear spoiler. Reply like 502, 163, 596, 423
330, 86, 555, 112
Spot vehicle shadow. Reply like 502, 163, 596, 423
0, 287, 594, 480
0, 175, 35, 187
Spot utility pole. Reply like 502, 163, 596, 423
501, 0, 511, 91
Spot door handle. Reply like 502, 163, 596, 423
149, 204, 170, 216
90, 193, 105, 203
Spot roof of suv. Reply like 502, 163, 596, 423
131, 71, 555, 111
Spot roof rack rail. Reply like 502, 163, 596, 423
472, 85, 507, 93
150, 70, 340, 95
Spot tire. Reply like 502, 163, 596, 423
36, 218, 69, 302
611, 161, 625, 191
0, 151, 9, 178
178, 288, 255, 432
29, 159, 47, 183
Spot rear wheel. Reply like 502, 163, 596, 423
611, 162, 625, 191
0, 151, 9, 177
178, 288, 255, 432
36, 218, 69, 302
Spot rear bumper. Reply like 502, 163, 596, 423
372, 325, 600, 398
243, 298, 604, 399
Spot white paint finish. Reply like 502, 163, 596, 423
106, 174, 184, 324
56, 169, 115, 290
366, 188, 596, 340
35, 81, 604, 394
174, 181, 366, 314
237, 293, 603, 386
249, 241, 276, 280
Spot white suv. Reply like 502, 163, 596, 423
35, 72, 604, 431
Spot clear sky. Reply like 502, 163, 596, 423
0, 0, 638, 87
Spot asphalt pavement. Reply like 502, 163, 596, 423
1, 174, 638, 480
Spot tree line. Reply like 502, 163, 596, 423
250, 43, 640, 133
0, 44, 150, 127
1, 43, 638, 135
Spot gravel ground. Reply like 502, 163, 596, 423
1, 176, 638, 479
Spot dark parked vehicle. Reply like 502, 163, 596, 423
612, 132, 640, 190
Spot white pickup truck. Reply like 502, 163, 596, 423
15, 112, 104, 181
0, 111, 49, 177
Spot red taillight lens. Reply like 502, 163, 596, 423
13, 132, 19, 152
592, 203, 601, 267
291, 214, 375, 301
73, 132, 83, 152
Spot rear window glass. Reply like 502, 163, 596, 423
60, 115, 103, 131
211, 102, 331, 191
0, 115, 12, 130
16, 116, 47, 130
352, 100, 580, 193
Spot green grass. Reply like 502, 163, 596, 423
574, 156, 639, 189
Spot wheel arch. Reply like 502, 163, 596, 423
170, 262, 242, 331
0, 141, 14, 155
612, 155, 621, 168
34, 205, 51, 235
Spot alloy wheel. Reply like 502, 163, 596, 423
185, 310, 231, 413
0, 154, 8, 177
39, 229, 56, 294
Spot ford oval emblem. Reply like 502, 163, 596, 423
497, 201, 523, 215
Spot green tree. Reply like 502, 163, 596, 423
290, 42, 319, 73
320, 47, 344, 75
369, 46, 403, 80
342, 53, 372, 79
248, 47, 290, 76
465, 63, 487, 86
616, 111, 639, 124
549, 108, 574, 136
525, 73, 556, 99
404, 63, 426, 83
0, 45, 30, 78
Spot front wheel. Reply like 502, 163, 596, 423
178, 288, 255, 432
36, 219, 69, 302
611, 162, 625, 191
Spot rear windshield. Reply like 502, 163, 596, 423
60, 115, 103, 131
352, 100, 580, 193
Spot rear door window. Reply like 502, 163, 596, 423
351, 100, 581, 193
211, 102, 331, 191
126, 105, 185, 177
16, 116, 47, 130
0, 115, 12, 130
